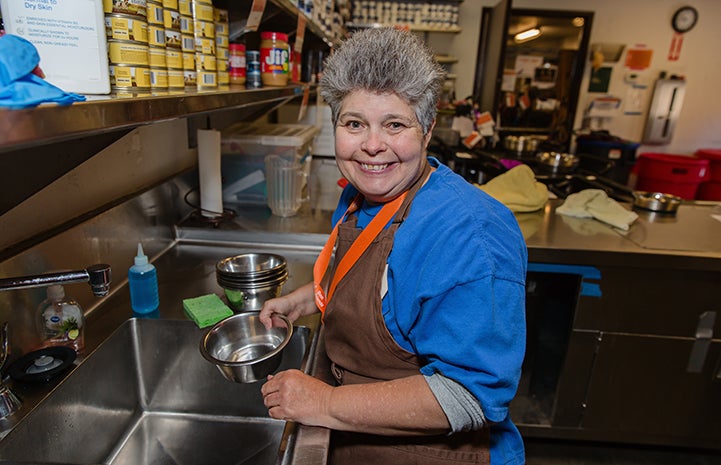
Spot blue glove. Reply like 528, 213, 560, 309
0, 34, 86, 109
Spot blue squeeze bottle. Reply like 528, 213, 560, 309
128, 243, 159, 314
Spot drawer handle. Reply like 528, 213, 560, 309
686, 311, 716, 373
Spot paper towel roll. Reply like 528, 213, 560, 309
197, 129, 223, 217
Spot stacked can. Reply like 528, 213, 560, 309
178, 0, 197, 87
191, 0, 217, 89
146, 0, 168, 90
214, 8, 230, 86
229, 43, 246, 86
165, 0, 186, 89
103, 0, 151, 92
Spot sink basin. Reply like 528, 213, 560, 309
0, 318, 312, 465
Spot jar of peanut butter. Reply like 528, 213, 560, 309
229, 43, 246, 85
260, 31, 289, 87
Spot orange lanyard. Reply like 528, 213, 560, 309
313, 192, 407, 315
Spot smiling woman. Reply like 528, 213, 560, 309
259, 27, 527, 465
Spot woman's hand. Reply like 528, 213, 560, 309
259, 282, 318, 329
262, 369, 333, 426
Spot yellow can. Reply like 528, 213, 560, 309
195, 36, 215, 55
178, 0, 191, 15
217, 70, 229, 86
182, 52, 196, 70
194, 19, 215, 38
168, 69, 185, 88
104, 0, 147, 18
165, 29, 182, 48
166, 48, 183, 69
196, 70, 217, 88
150, 68, 169, 88
196, 53, 216, 71
193, 2, 214, 22
179, 15, 194, 34
184, 70, 197, 87
216, 56, 228, 72
148, 25, 165, 47
181, 34, 195, 52
214, 8, 229, 24
215, 34, 228, 49
110, 64, 152, 90
105, 14, 149, 43
214, 21, 228, 36
146, 2, 163, 25
216, 46, 228, 61
164, 8, 181, 29
107, 40, 150, 66
162, 0, 178, 10
148, 46, 167, 67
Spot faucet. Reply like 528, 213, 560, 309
0, 264, 112, 297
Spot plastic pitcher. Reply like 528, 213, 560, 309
265, 155, 305, 217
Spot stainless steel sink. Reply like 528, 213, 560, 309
0, 318, 312, 465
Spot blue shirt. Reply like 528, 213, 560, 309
332, 158, 527, 465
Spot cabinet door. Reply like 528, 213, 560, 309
582, 333, 721, 449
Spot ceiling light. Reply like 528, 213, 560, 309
515, 27, 541, 43
572, 17, 585, 27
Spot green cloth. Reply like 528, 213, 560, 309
182, 294, 233, 328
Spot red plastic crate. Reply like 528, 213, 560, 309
695, 149, 721, 182
635, 153, 710, 199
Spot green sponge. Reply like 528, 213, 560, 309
183, 294, 233, 328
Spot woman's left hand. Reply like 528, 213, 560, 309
261, 369, 333, 425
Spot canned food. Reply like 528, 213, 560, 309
165, 29, 182, 48
164, 8, 181, 29
215, 22, 228, 36
146, 1, 163, 25
168, 69, 184, 88
197, 70, 217, 88
181, 34, 195, 52
108, 40, 150, 66
166, 48, 182, 69
148, 46, 168, 67
104, 0, 147, 18
214, 8, 229, 24
193, 3, 214, 22
195, 36, 215, 55
215, 34, 228, 49
194, 19, 215, 38
161, 0, 178, 10
217, 70, 229, 86
148, 25, 166, 47
178, 0, 191, 15
193, 0, 212, 5
150, 68, 169, 88
110, 64, 152, 89
179, 15, 194, 34
182, 52, 196, 69
216, 56, 228, 72
184, 69, 197, 87
105, 14, 149, 43
196, 53, 217, 71
216, 46, 229, 60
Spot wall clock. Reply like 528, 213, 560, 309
672, 6, 699, 33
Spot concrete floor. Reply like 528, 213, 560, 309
524, 438, 721, 464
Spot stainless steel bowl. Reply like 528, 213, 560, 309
221, 279, 287, 312
633, 191, 682, 213
536, 152, 580, 173
216, 253, 288, 311
216, 253, 287, 279
200, 312, 292, 383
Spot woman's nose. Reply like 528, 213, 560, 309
361, 128, 386, 154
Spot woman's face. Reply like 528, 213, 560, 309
334, 90, 433, 204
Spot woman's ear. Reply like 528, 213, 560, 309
424, 119, 436, 148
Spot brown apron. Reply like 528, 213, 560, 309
322, 163, 491, 465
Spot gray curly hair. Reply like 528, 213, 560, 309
318, 28, 446, 135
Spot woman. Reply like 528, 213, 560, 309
260, 28, 526, 465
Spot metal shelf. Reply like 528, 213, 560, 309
346, 22, 461, 33
0, 86, 307, 153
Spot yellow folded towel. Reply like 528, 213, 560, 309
477, 164, 548, 212
556, 189, 638, 230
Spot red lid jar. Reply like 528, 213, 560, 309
260, 31, 289, 87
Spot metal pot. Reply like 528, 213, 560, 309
632, 191, 682, 213
536, 152, 580, 174
200, 312, 292, 383
504, 135, 546, 154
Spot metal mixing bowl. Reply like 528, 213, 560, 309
200, 312, 292, 383
216, 254, 288, 311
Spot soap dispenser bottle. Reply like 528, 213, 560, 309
37, 284, 85, 352
128, 243, 159, 314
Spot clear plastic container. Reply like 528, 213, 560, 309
37, 285, 85, 352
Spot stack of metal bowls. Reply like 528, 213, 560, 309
216, 253, 288, 311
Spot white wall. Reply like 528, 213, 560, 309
431, 0, 721, 155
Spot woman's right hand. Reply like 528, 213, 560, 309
259, 282, 317, 329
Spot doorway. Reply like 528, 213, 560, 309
474, 8, 594, 151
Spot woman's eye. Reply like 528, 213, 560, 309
344, 120, 362, 129
388, 122, 406, 131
